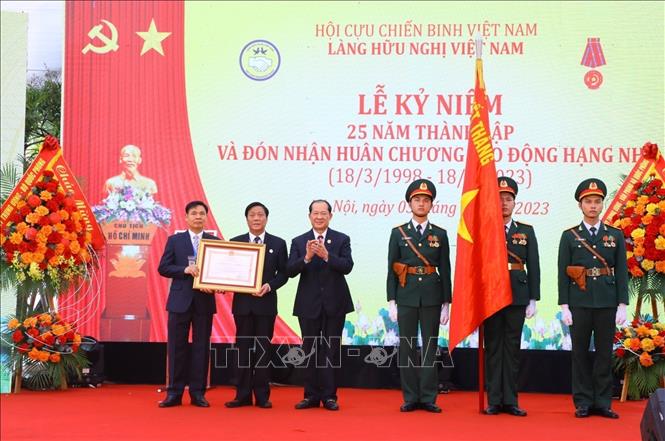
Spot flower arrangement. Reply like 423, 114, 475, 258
613, 317, 665, 399
0, 167, 93, 293
2, 312, 89, 389
609, 143, 665, 278
92, 185, 171, 227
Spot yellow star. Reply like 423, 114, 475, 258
136, 19, 171, 56
457, 189, 479, 243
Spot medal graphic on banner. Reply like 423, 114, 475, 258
581, 37, 606, 90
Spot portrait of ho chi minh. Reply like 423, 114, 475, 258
104, 144, 158, 195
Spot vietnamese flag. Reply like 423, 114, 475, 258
448, 57, 512, 352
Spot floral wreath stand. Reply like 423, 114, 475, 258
620, 287, 665, 402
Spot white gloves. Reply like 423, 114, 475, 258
525, 300, 537, 319
560, 305, 573, 326
440, 303, 450, 325
616, 303, 627, 325
388, 300, 398, 322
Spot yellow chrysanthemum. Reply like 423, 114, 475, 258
623, 337, 632, 348
642, 214, 654, 225
646, 203, 658, 215
34, 205, 49, 216
27, 262, 43, 279
649, 329, 659, 337
641, 338, 655, 352
626, 200, 636, 208
39, 190, 52, 201
635, 204, 646, 216
642, 259, 655, 271
620, 218, 632, 228
7, 318, 19, 330
10, 232, 23, 245
25, 212, 40, 225
16, 200, 26, 209
51, 324, 66, 336
655, 236, 665, 251
631, 228, 646, 239
58, 210, 69, 221
16, 222, 28, 234
626, 251, 634, 259
638, 195, 650, 205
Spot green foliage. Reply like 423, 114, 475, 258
615, 355, 665, 400
24, 69, 61, 150
20, 351, 89, 390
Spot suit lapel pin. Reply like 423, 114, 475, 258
327, 239, 331, 244
269, 249, 273, 253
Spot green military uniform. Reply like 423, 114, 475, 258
386, 180, 452, 407
485, 218, 540, 408
558, 179, 628, 413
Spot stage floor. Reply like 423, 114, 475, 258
1, 385, 645, 440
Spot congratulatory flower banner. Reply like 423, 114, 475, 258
63, 1, 664, 346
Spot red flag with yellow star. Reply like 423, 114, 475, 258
448, 58, 512, 352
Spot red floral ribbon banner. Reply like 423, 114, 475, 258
0, 137, 105, 250
603, 142, 665, 223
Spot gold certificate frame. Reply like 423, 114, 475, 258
193, 239, 265, 293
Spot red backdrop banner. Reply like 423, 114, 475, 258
62, 1, 298, 343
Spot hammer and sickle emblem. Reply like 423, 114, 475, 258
82, 20, 119, 55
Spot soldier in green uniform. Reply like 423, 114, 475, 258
558, 178, 628, 419
386, 179, 452, 413
484, 177, 540, 417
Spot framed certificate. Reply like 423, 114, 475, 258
193, 239, 265, 293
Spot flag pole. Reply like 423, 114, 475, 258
474, 34, 486, 415
478, 325, 485, 413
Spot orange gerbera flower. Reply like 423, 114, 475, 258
640, 352, 654, 367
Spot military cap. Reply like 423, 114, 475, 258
405, 179, 436, 201
575, 178, 607, 201
498, 176, 518, 196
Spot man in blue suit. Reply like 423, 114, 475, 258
288, 199, 354, 411
225, 202, 288, 409
157, 200, 218, 408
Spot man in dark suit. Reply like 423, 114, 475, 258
225, 202, 288, 409
386, 179, 452, 413
558, 178, 628, 419
484, 177, 540, 417
288, 199, 354, 411
157, 200, 218, 408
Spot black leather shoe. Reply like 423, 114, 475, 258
256, 401, 272, 409
190, 395, 210, 407
323, 399, 339, 411
295, 398, 320, 409
503, 405, 527, 416
400, 402, 418, 412
421, 403, 442, 413
594, 407, 619, 419
158, 395, 182, 408
575, 406, 590, 418
484, 405, 501, 415
225, 399, 252, 408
